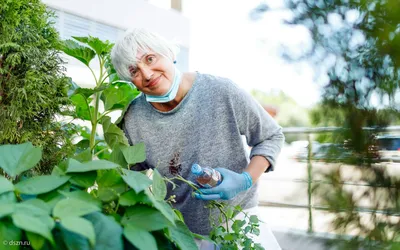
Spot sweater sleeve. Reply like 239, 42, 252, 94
228, 82, 285, 172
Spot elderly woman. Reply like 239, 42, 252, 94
111, 29, 284, 250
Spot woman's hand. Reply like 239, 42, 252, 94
194, 168, 253, 200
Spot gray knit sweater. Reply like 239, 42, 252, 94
122, 73, 284, 235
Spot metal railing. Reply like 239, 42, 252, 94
272, 126, 400, 233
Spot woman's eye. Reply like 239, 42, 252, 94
129, 66, 138, 76
146, 56, 155, 64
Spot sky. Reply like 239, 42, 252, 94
182, 0, 322, 107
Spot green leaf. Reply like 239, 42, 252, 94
0, 191, 16, 204
26, 231, 46, 250
70, 94, 92, 121
121, 205, 172, 231
71, 86, 108, 100
71, 88, 95, 99
67, 159, 119, 173
123, 225, 157, 250
52, 166, 66, 176
12, 213, 54, 244
61, 216, 96, 246
0, 203, 15, 219
249, 215, 259, 224
102, 116, 129, 148
152, 169, 167, 200
173, 209, 185, 222
62, 39, 96, 66
53, 160, 69, 176
153, 231, 177, 250
84, 212, 123, 250
232, 220, 245, 233
0, 221, 22, 250
75, 139, 90, 153
121, 142, 146, 165
223, 233, 235, 241
69, 171, 97, 188
0, 176, 14, 195
192, 233, 212, 242
18, 199, 52, 215
96, 169, 126, 202
119, 190, 151, 206
15, 175, 71, 195
244, 238, 253, 248
0, 142, 42, 178
109, 145, 128, 168
73, 148, 92, 163
226, 207, 234, 219
53, 198, 100, 219
101, 82, 138, 111
168, 221, 198, 250
145, 190, 176, 225
59, 225, 91, 250
120, 168, 152, 193
37, 183, 71, 210
72, 36, 113, 55
58, 190, 101, 208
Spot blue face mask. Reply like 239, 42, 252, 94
145, 67, 182, 103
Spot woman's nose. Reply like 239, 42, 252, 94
140, 66, 154, 80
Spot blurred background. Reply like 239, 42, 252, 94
41, 0, 400, 249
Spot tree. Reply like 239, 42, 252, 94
251, 89, 311, 142
254, 0, 400, 248
0, 0, 75, 175
251, 89, 311, 127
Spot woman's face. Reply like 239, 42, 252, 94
129, 50, 175, 96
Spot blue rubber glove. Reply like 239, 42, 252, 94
194, 168, 253, 200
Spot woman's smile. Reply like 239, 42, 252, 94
146, 75, 162, 88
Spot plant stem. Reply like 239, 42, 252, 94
114, 200, 120, 213
89, 56, 104, 157
94, 147, 108, 156
97, 110, 113, 122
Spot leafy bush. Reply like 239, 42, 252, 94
0, 142, 198, 250
0, 0, 75, 174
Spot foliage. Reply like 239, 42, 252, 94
251, 89, 311, 128
61, 36, 140, 160
206, 201, 264, 250
251, 89, 311, 143
167, 175, 265, 250
0, 142, 199, 250
253, 0, 400, 248
0, 0, 75, 174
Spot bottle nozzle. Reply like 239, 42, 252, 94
191, 164, 203, 175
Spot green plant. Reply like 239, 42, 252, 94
0, 142, 198, 250
167, 175, 265, 250
0, 0, 75, 174
60, 36, 140, 161
206, 201, 264, 250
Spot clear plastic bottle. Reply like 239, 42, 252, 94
191, 163, 222, 188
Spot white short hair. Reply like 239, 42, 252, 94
111, 28, 180, 81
